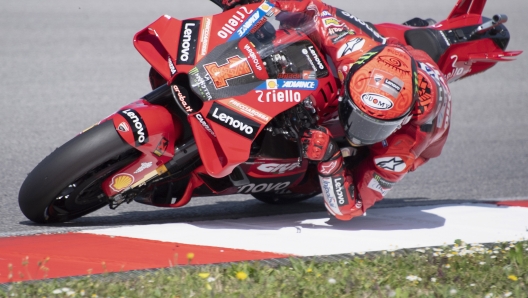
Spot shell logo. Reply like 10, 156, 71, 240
266, 79, 278, 89
259, 3, 271, 12
109, 173, 134, 192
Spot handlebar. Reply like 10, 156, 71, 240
469, 14, 508, 39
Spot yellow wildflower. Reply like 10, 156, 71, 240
508, 275, 518, 281
236, 271, 248, 280
198, 273, 210, 279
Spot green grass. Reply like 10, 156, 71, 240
2, 240, 527, 297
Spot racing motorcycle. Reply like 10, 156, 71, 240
19, 0, 521, 223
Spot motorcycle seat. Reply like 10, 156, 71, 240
404, 28, 448, 63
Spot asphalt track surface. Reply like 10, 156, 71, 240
1, 0, 527, 237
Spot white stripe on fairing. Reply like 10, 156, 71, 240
80, 204, 528, 257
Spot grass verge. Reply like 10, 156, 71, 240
1, 240, 527, 297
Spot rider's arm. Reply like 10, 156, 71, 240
351, 55, 452, 215
304, 55, 452, 220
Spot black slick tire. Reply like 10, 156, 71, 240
18, 121, 137, 223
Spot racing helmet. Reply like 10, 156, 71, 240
338, 44, 419, 146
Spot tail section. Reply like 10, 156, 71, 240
448, 0, 487, 19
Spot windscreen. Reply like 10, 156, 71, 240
189, 7, 328, 101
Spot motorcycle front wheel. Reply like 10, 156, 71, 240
18, 121, 139, 223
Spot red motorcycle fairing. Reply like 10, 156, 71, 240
187, 157, 310, 197
232, 158, 315, 196
128, 2, 343, 208
134, 2, 270, 82
184, 28, 334, 178
99, 99, 182, 197
245, 158, 308, 179
189, 86, 317, 178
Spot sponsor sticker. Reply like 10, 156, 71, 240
154, 137, 169, 157
383, 78, 403, 96
264, 79, 278, 89
256, 79, 318, 90
327, 24, 348, 36
134, 162, 153, 174
228, 2, 274, 40
368, 69, 405, 98
203, 56, 253, 89
323, 18, 340, 27
249, 17, 268, 34
168, 56, 177, 75
225, 99, 271, 123
119, 108, 149, 146
195, 113, 216, 138
233, 9, 264, 40
189, 67, 213, 100
241, 42, 264, 73
319, 176, 342, 215
276, 70, 316, 80
301, 45, 326, 71
217, 6, 254, 39
303, 70, 317, 80
258, 2, 273, 13
255, 89, 302, 103
355, 195, 362, 209
256, 163, 301, 174
367, 173, 395, 196
207, 102, 260, 139
237, 182, 290, 193
331, 30, 354, 43
110, 173, 134, 192
375, 156, 407, 172
177, 20, 200, 65
337, 37, 365, 58
319, 160, 338, 175
197, 16, 212, 61
225, 2, 274, 41
320, 10, 332, 17
332, 176, 348, 207
277, 73, 301, 79
361, 93, 394, 110
172, 85, 193, 113
117, 122, 129, 132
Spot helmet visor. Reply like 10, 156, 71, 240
338, 99, 405, 146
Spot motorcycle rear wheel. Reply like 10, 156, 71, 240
18, 121, 138, 223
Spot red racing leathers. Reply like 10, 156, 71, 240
275, 0, 452, 220
217, 0, 452, 220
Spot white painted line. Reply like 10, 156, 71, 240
81, 204, 528, 256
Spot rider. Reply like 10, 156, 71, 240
211, 0, 452, 220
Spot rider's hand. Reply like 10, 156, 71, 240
301, 127, 339, 161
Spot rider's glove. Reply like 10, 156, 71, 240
317, 151, 364, 221
301, 127, 339, 161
